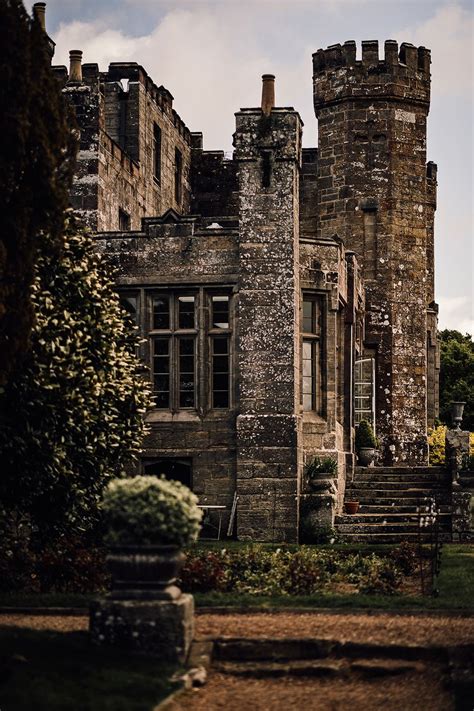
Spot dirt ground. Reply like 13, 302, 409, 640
1, 611, 469, 711
195, 610, 474, 647
167, 669, 454, 711
0, 610, 473, 647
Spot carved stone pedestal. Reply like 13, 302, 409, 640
89, 595, 194, 663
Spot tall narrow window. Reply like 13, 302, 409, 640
354, 357, 375, 427
302, 296, 321, 412
174, 147, 182, 206
153, 123, 162, 183
209, 295, 231, 409
150, 293, 197, 410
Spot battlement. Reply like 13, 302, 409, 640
313, 40, 431, 111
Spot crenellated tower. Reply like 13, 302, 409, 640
313, 40, 438, 464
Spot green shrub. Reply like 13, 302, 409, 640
428, 425, 447, 465
305, 456, 338, 478
359, 556, 402, 595
102, 476, 202, 547
389, 542, 418, 576
355, 420, 378, 450
179, 545, 408, 598
179, 549, 229, 592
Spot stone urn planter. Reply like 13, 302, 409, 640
90, 475, 203, 662
357, 447, 377, 467
355, 420, 378, 467
107, 544, 186, 601
305, 455, 338, 492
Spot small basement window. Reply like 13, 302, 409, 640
119, 208, 131, 231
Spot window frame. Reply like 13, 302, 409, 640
144, 288, 234, 413
301, 293, 323, 414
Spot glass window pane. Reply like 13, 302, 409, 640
303, 300, 313, 333
178, 338, 195, 408
213, 355, 228, 373
179, 338, 194, 355
120, 295, 138, 323
154, 339, 169, 356
213, 373, 228, 390
213, 337, 228, 354
213, 391, 229, 408
178, 296, 195, 329
303, 393, 313, 411
153, 296, 169, 329
212, 296, 229, 329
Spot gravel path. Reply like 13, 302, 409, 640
195, 611, 474, 647
0, 610, 473, 647
167, 669, 454, 711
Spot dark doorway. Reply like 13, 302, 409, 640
143, 458, 192, 489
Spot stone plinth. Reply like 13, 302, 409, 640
452, 491, 472, 540
446, 429, 470, 486
89, 594, 194, 663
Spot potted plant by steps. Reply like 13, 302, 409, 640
305, 455, 338, 492
101, 475, 202, 601
355, 419, 379, 467
345, 500, 360, 515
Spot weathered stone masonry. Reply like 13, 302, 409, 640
53, 31, 439, 541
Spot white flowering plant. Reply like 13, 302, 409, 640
102, 475, 202, 547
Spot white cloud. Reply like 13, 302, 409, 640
398, 3, 474, 96
437, 295, 474, 334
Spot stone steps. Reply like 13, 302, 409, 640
337, 465, 453, 544
336, 513, 452, 525
357, 504, 452, 514
345, 480, 447, 491
337, 532, 453, 543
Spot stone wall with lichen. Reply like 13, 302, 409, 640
95, 216, 239, 526
233, 108, 303, 542
54, 62, 192, 232
313, 40, 437, 464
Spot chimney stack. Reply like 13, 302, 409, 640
261, 74, 275, 116
32, 2, 46, 31
68, 50, 83, 83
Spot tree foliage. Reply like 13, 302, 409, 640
0, 217, 152, 543
0, 0, 75, 387
439, 329, 474, 431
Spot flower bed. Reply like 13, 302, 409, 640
179, 543, 418, 597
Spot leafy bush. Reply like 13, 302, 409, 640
179, 545, 406, 597
388, 541, 418, 576
305, 456, 338, 479
0, 527, 108, 594
359, 556, 401, 595
0, 217, 151, 545
102, 476, 202, 547
428, 425, 447, 465
355, 420, 378, 450
179, 550, 229, 593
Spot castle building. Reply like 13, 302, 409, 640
49, 10, 439, 541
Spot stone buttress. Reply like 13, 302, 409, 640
233, 81, 304, 542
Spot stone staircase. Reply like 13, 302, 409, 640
336, 466, 452, 543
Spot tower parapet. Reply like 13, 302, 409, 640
313, 40, 430, 112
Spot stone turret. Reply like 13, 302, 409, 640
313, 40, 437, 464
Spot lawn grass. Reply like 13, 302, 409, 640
0, 627, 178, 711
0, 544, 472, 612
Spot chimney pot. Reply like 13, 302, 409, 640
32, 2, 46, 31
261, 74, 275, 116
68, 50, 83, 83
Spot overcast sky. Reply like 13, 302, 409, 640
41, 0, 473, 334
